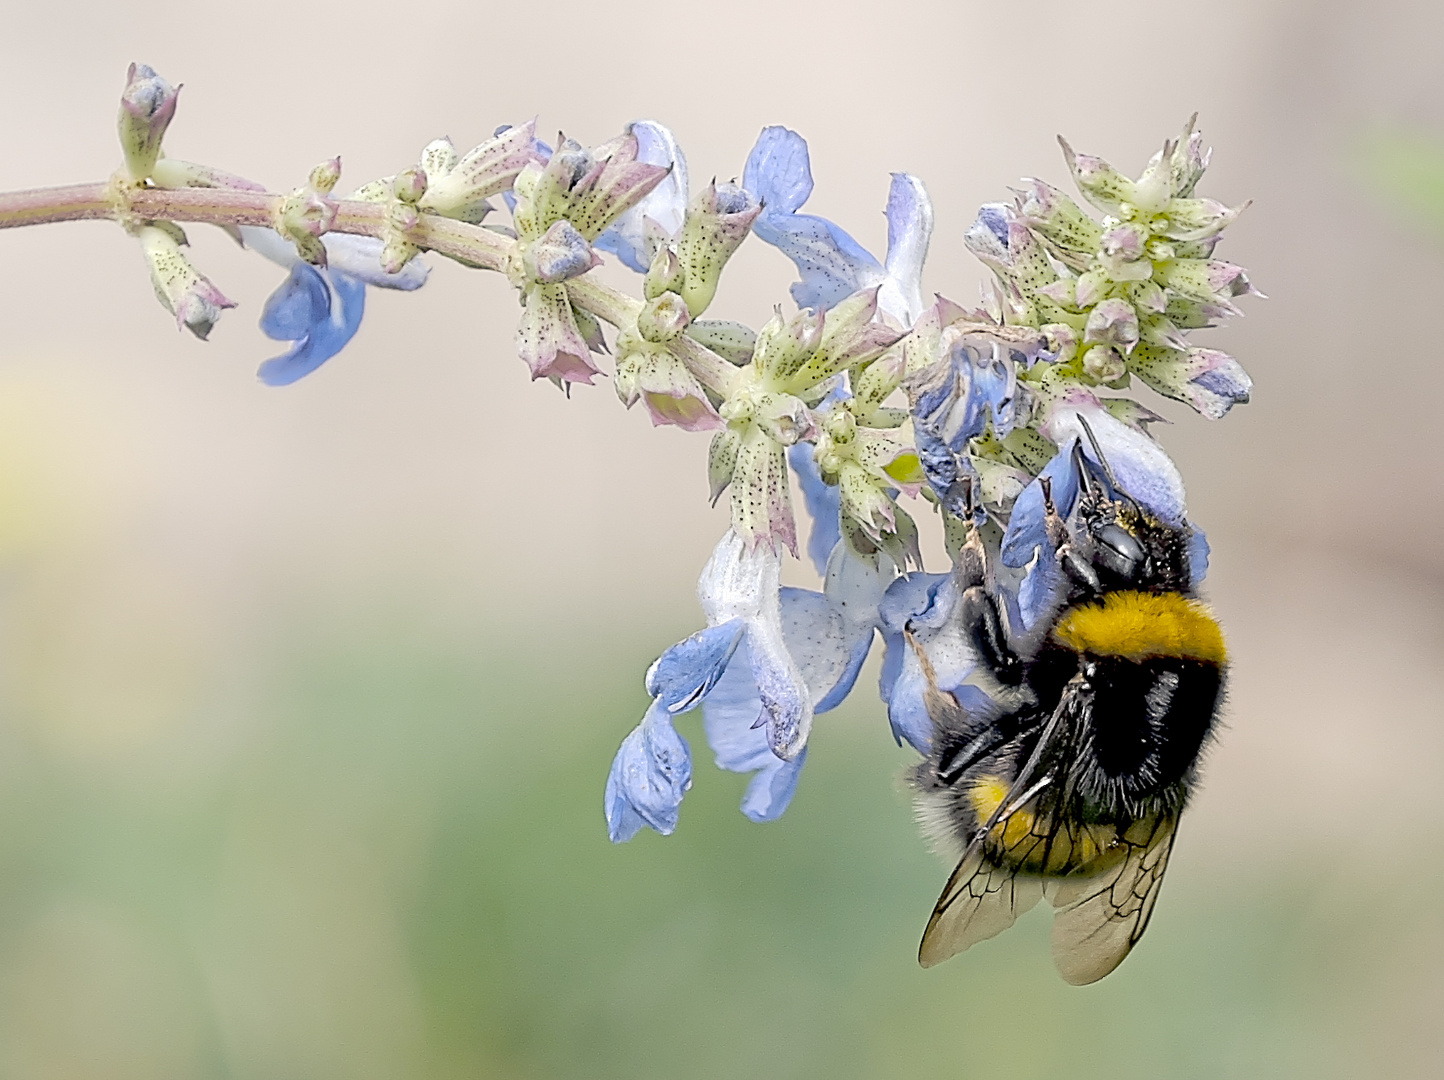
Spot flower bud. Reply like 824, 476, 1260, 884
118, 63, 179, 181
1083, 298, 1140, 354
1015, 179, 1103, 260
421, 122, 543, 224
523, 219, 600, 284
137, 223, 235, 339
687, 320, 757, 365
637, 291, 691, 343
393, 167, 428, 204
1127, 344, 1251, 420
753, 307, 823, 384
643, 245, 685, 300
309, 157, 342, 195
614, 344, 722, 432
516, 282, 602, 384
1082, 344, 1127, 383
1058, 137, 1133, 215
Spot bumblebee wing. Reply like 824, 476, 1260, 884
918, 845, 1045, 968
1045, 813, 1178, 985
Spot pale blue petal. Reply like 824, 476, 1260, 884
1187, 523, 1210, 587
876, 573, 947, 704
257, 268, 367, 386
788, 442, 841, 576
701, 643, 771, 773
880, 173, 932, 325
701, 646, 807, 823
1000, 447, 1079, 568
740, 749, 806, 823
1016, 532, 1065, 633
910, 334, 1019, 515
778, 587, 873, 714
743, 126, 884, 311
741, 126, 814, 216
644, 620, 745, 713
259, 262, 329, 341
323, 234, 429, 290
604, 701, 693, 843
753, 212, 884, 312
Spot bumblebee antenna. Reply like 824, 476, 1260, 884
1075, 414, 1119, 493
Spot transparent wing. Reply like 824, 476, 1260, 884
918, 843, 1045, 968
1045, 813, 1178, 985
918, 680, 1073, 969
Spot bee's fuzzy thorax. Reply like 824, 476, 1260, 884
1051, 591, 1227, 665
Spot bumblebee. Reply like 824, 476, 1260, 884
908, 423, 1225, 984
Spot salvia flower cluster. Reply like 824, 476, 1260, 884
0, 65, 1256, 842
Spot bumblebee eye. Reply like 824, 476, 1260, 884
1094, 523, 1148, 580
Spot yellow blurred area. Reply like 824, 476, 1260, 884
0, 0, 1440, 1075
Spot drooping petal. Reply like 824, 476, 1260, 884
1000, 447, 1079, 569
259, 260, 330, 340
644, 620, 745, 713
594, 120, 690, 271
257, 264, 367, 386
605, 701, 693, 842
788, 442, 841, 577
700, 644, 807, 823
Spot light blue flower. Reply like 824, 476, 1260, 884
742, 126, 932, 326
604, 532, 889, 839
904, 308, 1040, 520
788, 442, 842, 576
240, 228, 428, 385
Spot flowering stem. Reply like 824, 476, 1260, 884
0, 179, 738, 397
0, 182, 114, 227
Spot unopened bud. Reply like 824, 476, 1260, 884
393, 167, 428, 204
523, 219, 599, 283
643, 245, 685, 300
637, 291, 691, 343
118, 63, 179, 180
309, 157, 342, 195
677, 182, 762, 316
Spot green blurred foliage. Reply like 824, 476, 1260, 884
1357, 127, 1444, 236
0, 602, 1436, 1079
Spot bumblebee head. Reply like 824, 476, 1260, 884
1065, 417, 1189, 591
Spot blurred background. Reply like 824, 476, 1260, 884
0, 0, 1440, 1075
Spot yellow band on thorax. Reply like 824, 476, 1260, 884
1051, 590, 1227, 664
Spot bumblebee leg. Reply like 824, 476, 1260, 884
952, 476, 987, 588
1041, 474, 1101, 591
958, 585, 1024, 686
904, 625, 965, 730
